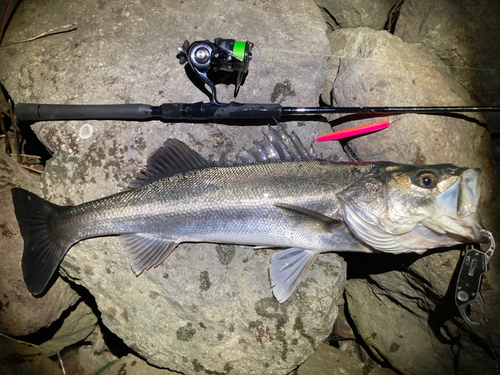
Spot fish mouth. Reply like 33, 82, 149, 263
422, 168, 486, 243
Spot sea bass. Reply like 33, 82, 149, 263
11, 126, 487, 302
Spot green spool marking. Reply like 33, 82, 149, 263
233, 41, 246, 60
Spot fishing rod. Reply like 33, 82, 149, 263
14, 38, 500, 123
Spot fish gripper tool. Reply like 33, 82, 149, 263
455, 230, 495, 326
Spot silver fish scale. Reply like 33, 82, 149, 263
59, 160, 374, 252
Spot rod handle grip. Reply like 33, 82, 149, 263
15, 103, 156, 121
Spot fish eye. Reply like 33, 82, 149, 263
416, 172, 437, 189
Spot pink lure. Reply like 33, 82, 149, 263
316, 120, 391, 142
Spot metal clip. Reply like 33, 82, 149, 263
455, 230, 495, 326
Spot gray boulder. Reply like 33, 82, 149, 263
315, 0, 396, 30
394, 0, 478, 92
0, 0, 348, 374
324, 27, 499, 374
39, 301, 97, 356
62, 245, 346, 374
394, 0, 500, 117
328, 28, 490, 168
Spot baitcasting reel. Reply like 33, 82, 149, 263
177, 38, 253, 104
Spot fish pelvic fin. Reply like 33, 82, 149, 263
120, 233, 179, 275
11, 188, 72, 296
269, 248, 319, 303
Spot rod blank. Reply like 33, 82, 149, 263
282, 106, 500, 114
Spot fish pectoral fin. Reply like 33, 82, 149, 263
269, 248, 319, 303
274, 203, 342, 233
119, 233, 179, 275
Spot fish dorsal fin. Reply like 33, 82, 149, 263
274, 203, 342, 233
119, 233, 179, 274
226, 124, 320, 166
270, 248, 319, 302
129, 139, 210, 188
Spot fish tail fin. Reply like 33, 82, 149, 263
11, 188, 72, 295
269, 248, 319, 303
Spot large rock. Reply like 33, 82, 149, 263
39, 301, 97, 356
0, 0, 348, 374
59, 245, 346, 375
394, 0, 500, 120
315, 0, 396, 30
327, 28, 491, 169
0, 149, 80, 336
324, 27, 499, 374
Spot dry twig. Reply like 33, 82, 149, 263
7, 99, 22, 163
0, 23, 77, 48
21, 164, 43, 174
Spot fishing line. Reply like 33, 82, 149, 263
258, 47, 499, 73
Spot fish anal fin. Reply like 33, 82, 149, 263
119, 233, 179, 275
269, 248, 319, 303
274, 203, 341, 233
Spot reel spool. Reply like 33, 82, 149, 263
177, 38, 253, 104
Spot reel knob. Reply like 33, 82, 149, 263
177, 40, 190, 65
